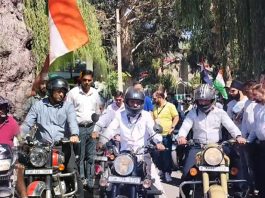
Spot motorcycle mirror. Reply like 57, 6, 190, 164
153, 123, 163, 134
91, 113, 99, 123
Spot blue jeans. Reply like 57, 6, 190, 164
158, 135, 172, 173
79, 125, 96, 188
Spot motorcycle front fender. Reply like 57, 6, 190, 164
208, 185, 226, 198
27, 181, 46, 197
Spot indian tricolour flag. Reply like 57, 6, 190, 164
48, 0, 89, 64
213, 69, 228, 99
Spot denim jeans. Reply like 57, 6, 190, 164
158, 135, 172, 173
78, 125, 96, 188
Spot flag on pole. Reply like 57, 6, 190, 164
48, 0, 89, 64
213, 69, 228, 99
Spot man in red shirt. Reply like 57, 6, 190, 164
0, 96, 19, 146
0, 96, 27, 197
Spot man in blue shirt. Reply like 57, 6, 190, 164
21, 77, 84, 197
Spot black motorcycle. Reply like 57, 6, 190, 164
0, 144, 16, 198
105, 125, 164, 198
18, 138, 78, 198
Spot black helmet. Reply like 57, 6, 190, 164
194, 84, 216, 113
0, 96, 9, 108
0, 96, 10, 118
124, 87, 145, 117
47, 77, 69, 95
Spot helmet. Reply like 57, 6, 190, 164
0, 96, 10, 116
0, 96, 9, 107
124, 87, 145, 117
194, 84, 216, 113
194, 84, 216, 100
47, 77, 69, 95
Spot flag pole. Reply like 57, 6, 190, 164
116, 8, 123, 92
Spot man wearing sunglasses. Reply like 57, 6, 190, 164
66, 70, 102, 189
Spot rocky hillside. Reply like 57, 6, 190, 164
0, 0, 35, 120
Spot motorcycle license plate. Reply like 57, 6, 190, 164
199, 166, 229, 172
94, 156, 108, 161
108, 176, 141, 185
25, 169, 53, 175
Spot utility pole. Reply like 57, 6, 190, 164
116, 8, 123, 92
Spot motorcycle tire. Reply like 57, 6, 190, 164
171, 150, 179, 170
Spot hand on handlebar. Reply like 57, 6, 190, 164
236, 136, 246, 144
91, 131, 100, 139
177, 136, 187, 145
156, 143, 165, 151
70, 135, 80, 143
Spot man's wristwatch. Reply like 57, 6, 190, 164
236, 135, 242, 139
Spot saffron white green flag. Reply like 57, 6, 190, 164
213, 69, 228, 99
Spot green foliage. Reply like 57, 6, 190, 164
105, 71, 131, 95
23, 0, 48, 73
189, 72, 201, 89
158, 73, 177, 92
23, 0, 108, 79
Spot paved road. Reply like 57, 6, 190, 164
160, 170, 182, 198
86, 170, 182, 198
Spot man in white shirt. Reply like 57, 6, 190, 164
66, 70, 102, 188
239, 81, 258, 193
93, 90, 124, 136
241, 81, 257, 138
177, 84, 246, 194
99, 87, 166, 196
247, 83, 265, 197
227, 80, 248, 130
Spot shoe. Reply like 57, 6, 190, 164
81, 178, 87, 186
165, 172, 172, 182
158, 170, 163, 176
159, 170, 164, 179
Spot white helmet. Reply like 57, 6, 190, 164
194, 84, 216, 113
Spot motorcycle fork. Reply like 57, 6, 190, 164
220, 173, 228, 194
129, 157, 138, 198
202, 172, 209, 197
45, 149, 53, 198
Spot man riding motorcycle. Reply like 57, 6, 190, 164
21, 77, 84, 197
98, 87, 165, 196
0, 96, 28, 198
177, 84, 247, 196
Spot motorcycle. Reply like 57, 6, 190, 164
18, 138, 78, 198
171, 129, 186, 170
90, 113, 120, 195
179, 140, 249, 198
0, 144, 16, 198
103, 124, 164, 198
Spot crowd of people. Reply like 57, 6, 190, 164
0, 69, 265, 197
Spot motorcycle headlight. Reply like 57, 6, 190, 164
0, 159, 11, 172
113, 154, 134, 176
30, 147, 48, 167
203, 147, 223, 166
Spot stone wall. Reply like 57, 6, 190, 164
0, 0, 35, 120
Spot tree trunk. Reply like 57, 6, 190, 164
0, 0, 35, 120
